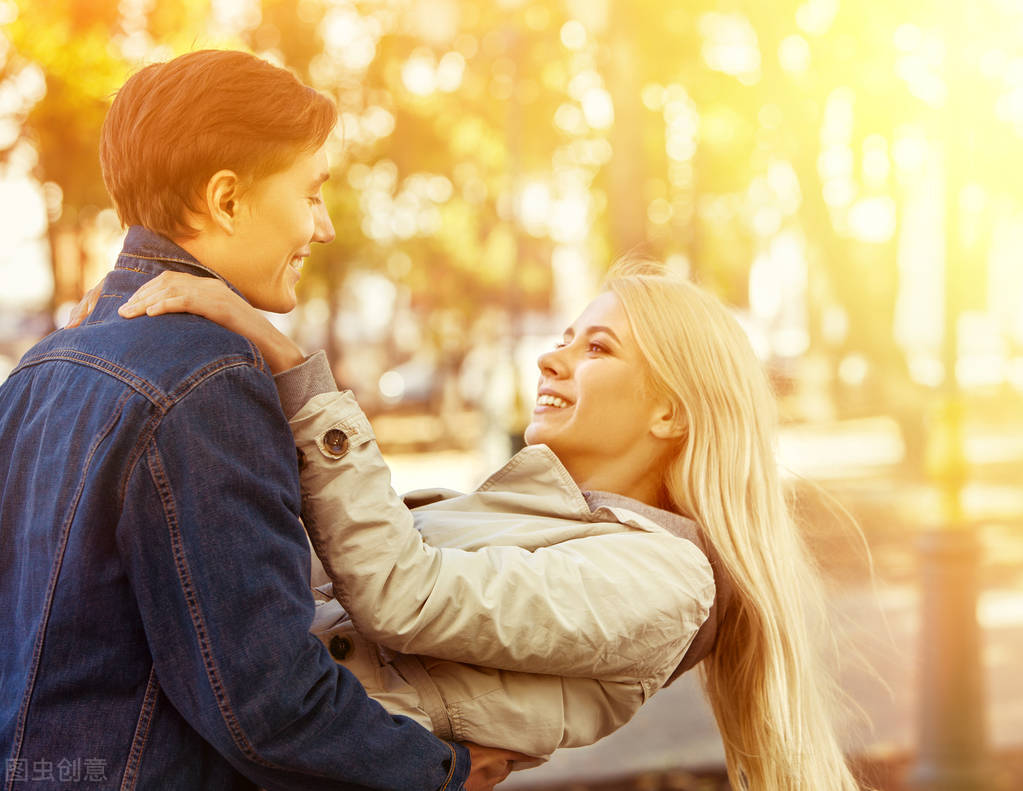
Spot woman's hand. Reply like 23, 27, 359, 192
118, 271, 307, 374
64, 279, 106, 328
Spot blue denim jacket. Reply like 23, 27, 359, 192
0, 227, 469, 791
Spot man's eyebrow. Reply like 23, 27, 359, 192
309, 172, 330, 188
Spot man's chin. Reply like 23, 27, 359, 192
252, 292, 297, 314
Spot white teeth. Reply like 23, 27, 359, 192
537, 394, 570, 408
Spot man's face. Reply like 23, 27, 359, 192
227, 144, 334, 312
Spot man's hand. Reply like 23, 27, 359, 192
463, 742, 530, 791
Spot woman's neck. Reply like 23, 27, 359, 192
570, 462, 663, 508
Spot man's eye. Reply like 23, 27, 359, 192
308, 196, 323, 205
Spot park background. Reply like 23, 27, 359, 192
1, 1, 1022, 789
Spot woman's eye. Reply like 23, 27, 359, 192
588, 342, 608, 354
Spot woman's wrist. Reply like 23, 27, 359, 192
261, 330, 306, 374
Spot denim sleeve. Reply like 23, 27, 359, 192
116, 362, 468, 791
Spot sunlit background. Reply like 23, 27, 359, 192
2, 0, 1022, 787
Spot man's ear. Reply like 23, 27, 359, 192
205, 169, 241, 234
650, 402, 687, 440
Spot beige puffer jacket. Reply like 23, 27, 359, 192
290, 390, 717, 763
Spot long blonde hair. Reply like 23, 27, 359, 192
606, 260, 861, 791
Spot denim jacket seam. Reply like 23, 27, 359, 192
83, 293, 126, 326
163, 354, 266, 405
119, 665, 161, 791
437, 741, 458, 791
117, 410, 164, 514
11, 350, 172, 409
118, 252, 229, 283
119, 252, 203, 268
13, 351, 265, 418
145, 443, 280, 771
5, 390, 135, 783
112, 358, 263, 505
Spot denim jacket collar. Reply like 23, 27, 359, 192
116, 225, 243, 298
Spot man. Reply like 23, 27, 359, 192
0, 50, 511, 790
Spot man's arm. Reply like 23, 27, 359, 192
115, 361, 469, 791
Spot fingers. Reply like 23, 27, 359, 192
127, 294, 192, 318
118, 272, 169, 318
119, 286, 186, 318
119, 271, 224, 319
64, 282, 105, 328
66, 271, 226, 323
64, 302, 88, 329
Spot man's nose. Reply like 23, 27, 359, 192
313, 202, 335, 244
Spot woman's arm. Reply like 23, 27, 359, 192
118, 271, 307, 373
293, 390, 713, 683
105, 271, 712, 683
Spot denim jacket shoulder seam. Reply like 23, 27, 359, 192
13, 348, 266, 411
11, 350, 173, 410
163, 352, 267, 408
113, 356, 266, 507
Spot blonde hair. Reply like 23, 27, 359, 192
605, 259, 861, 791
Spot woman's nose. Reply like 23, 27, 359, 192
537, 346, 567, 377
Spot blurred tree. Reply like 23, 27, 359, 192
2, 0, 212, 326
3, 0, 126, 323
4, 0, 1020, 443
240, 0, 578, 408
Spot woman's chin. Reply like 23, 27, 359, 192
523, 424, 545, 446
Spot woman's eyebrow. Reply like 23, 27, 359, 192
584, 325, 621, 343
562, 325, 622, 344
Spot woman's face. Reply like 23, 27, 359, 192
524, 291, 674, 489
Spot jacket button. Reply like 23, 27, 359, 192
323, 428, 348, 457
329, 635, 353, 661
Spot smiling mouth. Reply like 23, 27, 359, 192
536, 394, 571, 409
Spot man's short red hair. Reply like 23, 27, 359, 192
100, 50, 336, 240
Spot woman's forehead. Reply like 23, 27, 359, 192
567, 291, 627, 333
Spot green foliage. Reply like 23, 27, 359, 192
4, 0, 1021, 400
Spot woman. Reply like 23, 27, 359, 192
110, 260, 863, 790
